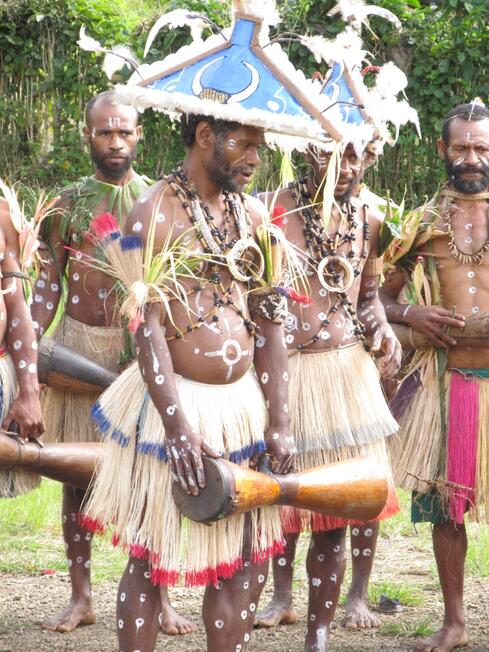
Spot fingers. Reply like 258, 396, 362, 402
201, 442, 222, 459
371, 329, 382, 352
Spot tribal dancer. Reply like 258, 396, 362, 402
381, 100, 489, 652
0, 187, 44, 497
30, 91, 171, 634
256, 141, 401, 650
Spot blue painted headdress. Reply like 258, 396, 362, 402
112, 1, 344, 149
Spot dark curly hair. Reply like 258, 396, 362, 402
442, 101, 489, 144
179, 114, 242, 147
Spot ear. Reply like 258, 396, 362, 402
82, 126, 90, 144
195, 121, 215, 151
135, 125, 143, 140
437, 137, 446, 160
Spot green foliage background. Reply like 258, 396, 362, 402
0, 0, 488, 204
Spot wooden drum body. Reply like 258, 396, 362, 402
38, 338, 119, 394
172, 456, 388, 524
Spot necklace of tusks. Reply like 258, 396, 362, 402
317, 255, 355, 293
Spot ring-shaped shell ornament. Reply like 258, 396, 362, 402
317, 255, 355, 293
226, 238, 265, 283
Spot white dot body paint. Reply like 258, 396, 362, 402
36, 280, 45, 289
98, 288, 108, 300
277, 557, 287, 566
363, 548, 372, 557
317, 554, 325, 562
215, 619, 224, 629
34, 294, 43, 303
330, 573, 337, 583
72, 295, 79, 304
47, 302, 54, 310
28, 363, 37, 374
311, 577, 321, 587
76, 556, 83, 564
13, 340, 21, 350
120, 592, 126, 602
352, 527, 360, 536
473, 306, 480, 314
194, 348, 200, 354
243, 581, 249, 590
155, 375, 165, 385
236, 646, 242, 652
129, 564, 134, 574
249, 603, 256, 612
240, 610, 247, 620
283, 371, 289, 381
244, 633, 250, 642
51, 283, 59, 292
352, 548, 360, 557
84, 560, 91, 568
41, 271, 48, 280
364, 527, 373, 537
283, 403, 288, 413
325, 601, 333, 609
156, 212, 165, 223
18, 360, 26, 369
139, 593, 146, 603
310, 614, 316, 621
258, 574, 265, 583
261, 372, 269, 384
73, 273, 80, 281
118, 619, 124, 629
11, 318, 20, 328
166, 404, 177, 416
468, 271, 475, 278
132, 221, 143, 233
143, 571, 151, 579
73, 533, 80, 542
135, 617, 145, 633
333, 545, 340, 553
255, 335, 266, 348
285, 334, 295, 344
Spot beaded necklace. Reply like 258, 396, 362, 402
440, 183, 489, 265
163, 167, 258, 341
288, 178, 368, 350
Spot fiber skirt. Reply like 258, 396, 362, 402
81, 363, 283, 587
391, 351, 489, 524
42, 314, 124, 443
283, 343, 399, 533
0, 351, 41, 497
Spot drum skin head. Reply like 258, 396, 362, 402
172, 457, 236, 523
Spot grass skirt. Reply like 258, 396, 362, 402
42, 315, 124, 443
81, 363, 283, 587
391, 351, 489, 524
0, 352, 41, 497
282, 344, 399, 533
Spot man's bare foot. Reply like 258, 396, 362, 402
160, 603, 196, 636
254, 600, 298, 628
43, 598, 96, 633
415, 624, 468, 652
342, 597, 380, 629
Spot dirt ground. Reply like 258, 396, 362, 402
0, 531, 488, 652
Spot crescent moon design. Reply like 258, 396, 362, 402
192, 57, 259, 104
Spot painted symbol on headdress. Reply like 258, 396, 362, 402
192, 57, 259, 104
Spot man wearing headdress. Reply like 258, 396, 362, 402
256, 141, 401, 649
381, 101, 489, 652
31, 91, 191, 636
0, 195, 45, 496
82, 113, 294, 651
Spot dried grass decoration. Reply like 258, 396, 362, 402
81, 209, 210, 334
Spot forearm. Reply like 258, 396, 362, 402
5, 279, 40, 397
135, 306, 189, 436
378, 291, 413, 325
358, 292, 390, 336
252, 316, 289, 430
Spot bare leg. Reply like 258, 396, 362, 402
159, 585, 196, 635
254, 532, 299, 628
342, 523, 380, 629
43, 485, 95, 632
117, 556, 161, 652
203, 517, 270, 651
416, 522, 468, 652
305, 528, 347, 652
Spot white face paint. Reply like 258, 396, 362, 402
108, 116, 121, 128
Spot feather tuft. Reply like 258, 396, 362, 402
102, 46, 139, 80
90, 212, 120, 241
143, 10, 211, 57
77, 26, 104, 53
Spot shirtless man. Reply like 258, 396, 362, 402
0, 195, 44, 496
381, 101, 489, 652
32, 91, 192, 636
257, 142, 401, 650
82, 114, 293, 652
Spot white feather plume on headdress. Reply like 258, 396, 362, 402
102, 46, 139, 80
328, 0, 402, 32
232, 0, 280, 26
77, 25, 104, 53
143, 10, 214, 57
374, 61, 407, 98
300, 28, 367, 69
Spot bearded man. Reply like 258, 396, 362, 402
31, 91, 189, 635
381, 101, 489, 652
256, 142, 401, 650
